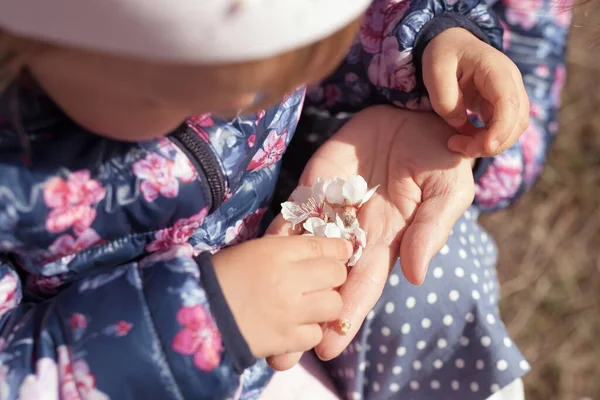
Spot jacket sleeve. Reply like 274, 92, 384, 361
0, 252, 254, 400
472, 0, 571, 211
305, 0, 503, 112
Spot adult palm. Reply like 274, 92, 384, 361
267, 105, 475, 368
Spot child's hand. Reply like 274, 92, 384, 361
212, 236, 351, 358
422, 27, 529, 158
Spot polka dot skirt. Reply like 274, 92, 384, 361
324, 207, 530, 400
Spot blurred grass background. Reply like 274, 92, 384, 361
482, 2, 600, 399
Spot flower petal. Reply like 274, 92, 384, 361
290, 186, 312, 204
343, 175, 368, 205
323, 223, 343, 238
359, 185, 380, 207
348, 246, 363, 267
281, 202, 308, 228
303, 217, 326, 234
324, 178, 345, 205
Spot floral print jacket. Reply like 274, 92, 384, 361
0, 1, 569, 400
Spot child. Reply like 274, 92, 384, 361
0, 1, 530, 400
0, 1, 371, 399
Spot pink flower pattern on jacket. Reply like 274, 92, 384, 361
133, 152, 197, 203
503, 0, 543, 30
172, 305, 223, 372
188, 113, 214, 142
46, 228, 102, 263
360, 0, 411, 54
145, 207, 209, 254
247, 129, 288, 172
18, 346, 109, 400
0, 273, 17, 318
368, 37, 416, 92
475, 153, 523, 209
43, 171, 106, 234
225, 208, 267, 246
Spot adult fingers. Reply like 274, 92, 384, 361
399, 166, 474, 284
314, 243, 394, 361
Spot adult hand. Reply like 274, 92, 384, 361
267, 106, 475, 368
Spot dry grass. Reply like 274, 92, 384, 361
481, 4, 600, 399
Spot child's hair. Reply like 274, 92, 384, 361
0, 19, 360, 109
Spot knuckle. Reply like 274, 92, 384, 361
305, 237, 324, 258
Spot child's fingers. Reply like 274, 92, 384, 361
475, 62, 527, 155
267, 352, 304, 371
423, 57, 468, 128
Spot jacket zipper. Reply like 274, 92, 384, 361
169, 124, 226, 213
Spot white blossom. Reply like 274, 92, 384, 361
281, 174, 377, 266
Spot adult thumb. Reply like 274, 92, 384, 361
399, 178, 474, 285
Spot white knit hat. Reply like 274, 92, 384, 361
0, 0, 370, 63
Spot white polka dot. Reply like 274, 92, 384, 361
455, 267, 465, 278
474, 259, 481, 268
470, 382, 479, 392
377, 363, 384, 373
409, 381, 419, 391
406, 297, 416, 309
486, 314, 496, 324
417, 340, 426, 350
484, 270, 490, 277
497, 360, 508, 371
465, 210, 472, 220
413, 360, 422, 371
504, 337, 513, 347
491, 384, 501, 393
379, 345, 388, 354
476, 360, 485, 370
458, 249, 468, 259
389, 383, 400, 393
366, 344, 372, 351
433, 359, 443, 369
389, 274, 400, 286
520, 360, 531, 370
430, 380, 440, 390
352, 392, 361, 400
472, 290, 481, 300
460, 336, 470, 346
443, 315, 454, 326
392, 366, 402, 375
460, 223, 467, 233
372, 382, 380, 392
396, 346, 406, 356
469, 234, 476, 244
471, 273, 479, 283
427, 293, 438, 304
385, 302, 395, 314
437, 338, 448, 349
489, 295, 496, 304
440, 245, 449, 255
401, 323, 411, 334
367, 310, 375, 320
460, 236, 467, 245
449, 290, 460, 301
465, 312, 475, 323
481, 233, 488, 242
481, 336, 492, 347
455, 358, 465, 369
381, 326, 391, 337
451, 380, 460, 391
359, 362, 366, 371
433, 267, 443, 278
421, 318, 432, 329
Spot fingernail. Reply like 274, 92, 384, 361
489, 140, 501, 153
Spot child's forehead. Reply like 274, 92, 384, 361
0, 0, 371, 64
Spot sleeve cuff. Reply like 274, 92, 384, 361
195, 252, 256, 373
413, 12, 494, 92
